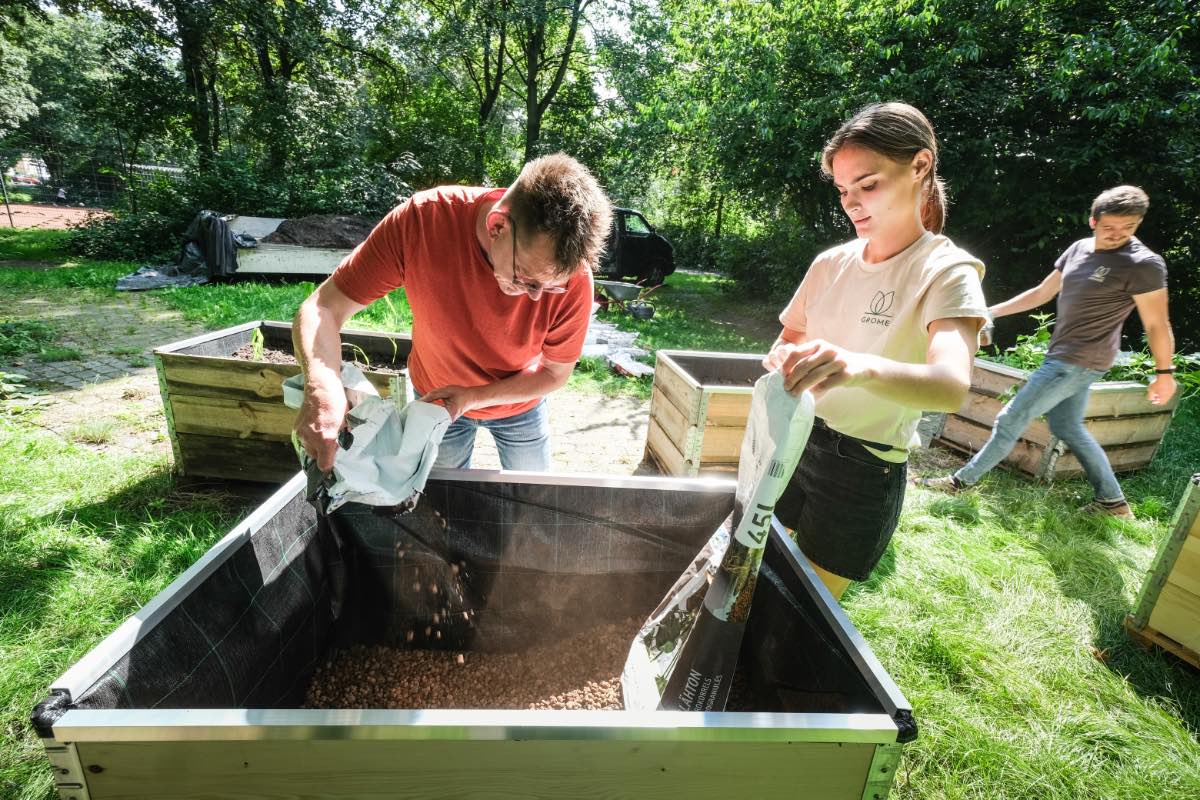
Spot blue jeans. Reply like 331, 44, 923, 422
955, 358, 1124, 502
433, 399, 552, 471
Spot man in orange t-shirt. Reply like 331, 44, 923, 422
292, 153, 612, 472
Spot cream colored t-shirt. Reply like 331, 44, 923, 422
779, 231, 987, 463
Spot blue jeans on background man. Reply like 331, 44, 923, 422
954, 357, 1124, 502
432, 399, 552, 471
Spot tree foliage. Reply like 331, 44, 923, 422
1, 1, 1196, 345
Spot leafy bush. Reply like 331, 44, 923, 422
712, 223, 826, 299
66, 210, 185, 263
983, 313, 1200, 397
0, 319, 56, 357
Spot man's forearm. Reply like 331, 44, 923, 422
1146, 323, 1176, 370
990, 286, 1052, 319
470, 365, 572, 408
293, 295, 345, 384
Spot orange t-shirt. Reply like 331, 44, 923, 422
331, 186, 593, 420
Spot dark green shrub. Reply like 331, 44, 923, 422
713, 224, 826, 300
66, 210, 186, 262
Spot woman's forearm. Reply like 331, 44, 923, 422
858, 355, 970, 412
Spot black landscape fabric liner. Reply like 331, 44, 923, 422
35, 476, 899, 733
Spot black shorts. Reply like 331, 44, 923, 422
773, 419, 907, 582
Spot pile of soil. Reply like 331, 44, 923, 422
231, 343, 404, 375
261, 214, 381, 249
303, 618, 639, 710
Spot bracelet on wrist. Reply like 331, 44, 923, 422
1154, 368, 1176, 375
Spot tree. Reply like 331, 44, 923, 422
506, 0, 597, 162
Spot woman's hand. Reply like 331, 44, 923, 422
766, 339, 875, 396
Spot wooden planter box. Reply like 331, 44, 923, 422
154, 320, 411, 483
931, 358, 1179, 481
1126, 473, 1200, 670
35, 472, 915, 800
645, 350, 767, 476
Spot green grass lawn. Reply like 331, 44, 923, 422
2, 229, 1199, 798
0, 228, 71, 261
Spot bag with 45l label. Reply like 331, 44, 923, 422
622, 370, 814, 711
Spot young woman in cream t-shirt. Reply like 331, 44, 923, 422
765, 103, 989, 599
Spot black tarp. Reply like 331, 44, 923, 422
115, 210, 253, 290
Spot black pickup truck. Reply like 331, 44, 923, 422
596, 207, 675, 285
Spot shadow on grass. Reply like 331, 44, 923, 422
908, 428, 1200, 737
8, 468, 263, 641
1030, 509, 1200, 736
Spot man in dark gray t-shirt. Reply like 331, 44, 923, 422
920, 186, 1177, 519
1049, 236, 1166, 370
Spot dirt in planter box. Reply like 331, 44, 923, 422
304, 618, 639, 710
231, 343, 405, 375
260, 214, 381, 249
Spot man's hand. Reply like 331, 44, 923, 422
421, 384, 482, 421
295, 372, 348, 471
1147, 373, 1177, 406
767, 339, 874, 396
979, 308, 996, 348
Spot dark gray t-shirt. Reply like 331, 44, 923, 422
1048, 236, 1167, 370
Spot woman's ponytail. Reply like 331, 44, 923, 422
923, 173, 947, 234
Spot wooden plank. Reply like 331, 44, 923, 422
159, 353, 401, 402
153, 320, 261, 356
653, 353, 702, 424
1048, 441, 1160, 478
154, 354, 184, 473
175, 434, 299, 483
1166, 536, 1200, 598
935, 415, 1046, 476
171, 395, 297, 442
1124, 616, 1200, 671
953, 393, 1053, 446
670, 351, 766, 386
76, 739, 875, 800
954, 393, 1163, 446
969, 359, 1027, 397
649, 387, 693, 456
699, 423, 746, 463
235, 243, 351, 276
1147, 582, 1200, 655
705, 391, 754, 427
646, 417, 690, 476
160, 353, 300, 401
1082, 413, 1173, 446
1084, 382, 1180, 417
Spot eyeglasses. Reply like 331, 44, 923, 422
495, 212, 568, 297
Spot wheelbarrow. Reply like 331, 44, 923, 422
595, 279, 660, 319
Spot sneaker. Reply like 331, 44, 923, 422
915, 475, 965, 494
1082, 500, 1134, 520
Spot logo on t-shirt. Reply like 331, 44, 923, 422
1088, 266, 1110, 283
861, 290, 895, 326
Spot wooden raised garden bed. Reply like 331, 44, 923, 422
35, 471, 916, 799
931, 358, 1179, 481
154, 320, 411, 483
1126, 473, 1200, 670
645, 350, 767, 476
